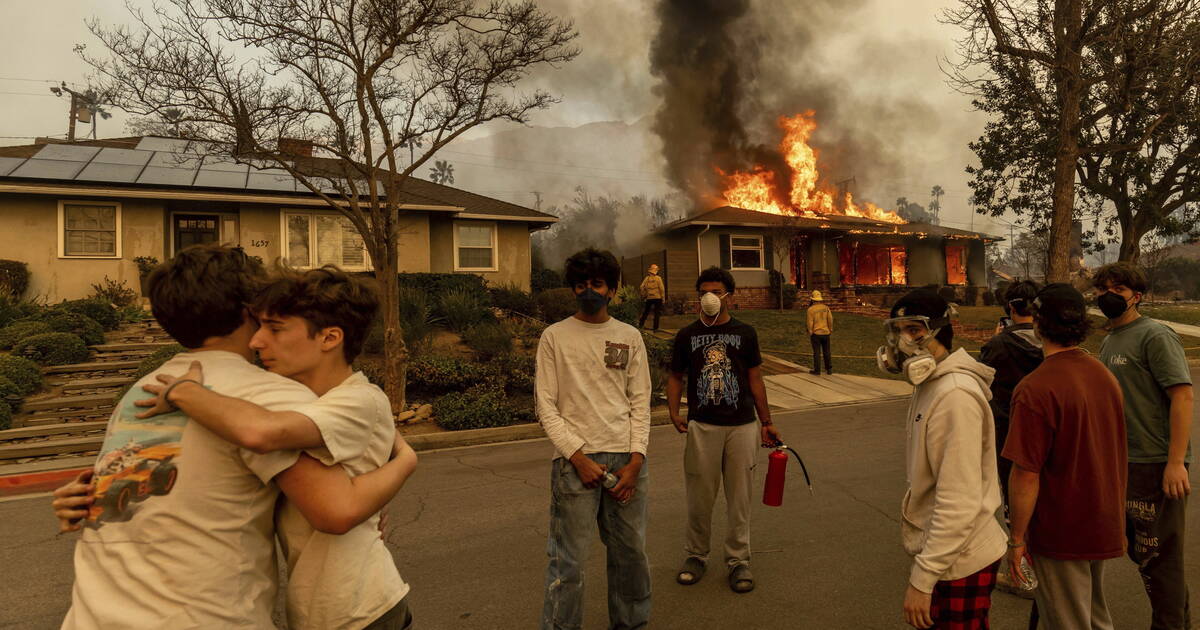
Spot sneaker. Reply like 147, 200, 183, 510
995, 564, 1034, 599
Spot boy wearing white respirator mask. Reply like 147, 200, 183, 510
883, 289, 1006, 630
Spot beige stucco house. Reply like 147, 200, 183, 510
0, 137, 556, 301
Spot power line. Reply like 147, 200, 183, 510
0, 91, 60, 98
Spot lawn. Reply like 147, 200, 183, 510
657, 306, 1200, 379
1140, 304, 1200, 327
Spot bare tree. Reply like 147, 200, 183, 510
83, 0, 578, 408
945, 0, 1199, 279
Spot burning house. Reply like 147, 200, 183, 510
626, 112, 1000, 308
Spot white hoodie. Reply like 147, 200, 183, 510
901, 347, 1007, 592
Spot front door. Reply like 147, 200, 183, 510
174, 214, 220, 252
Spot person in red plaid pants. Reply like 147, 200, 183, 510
881, 290, 1008, 629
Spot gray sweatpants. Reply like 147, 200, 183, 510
683, 420, 758, 569
1032, 554, 1115, 630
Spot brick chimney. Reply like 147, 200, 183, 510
278, 138, 314, 158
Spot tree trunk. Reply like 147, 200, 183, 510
1044, 0, 1083, 283
1117, 226, 1145, 263
377, 247, 409, 413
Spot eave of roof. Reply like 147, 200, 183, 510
660, 205, 1001, 242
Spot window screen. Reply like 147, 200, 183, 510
457, 223, 495, 269
63, 204, 117, 256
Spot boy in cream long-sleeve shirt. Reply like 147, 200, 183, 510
881, 289, 1007, 630
536, 248, 652, 630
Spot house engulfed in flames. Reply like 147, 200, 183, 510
623, 111, 1000, 308
625, 205, 999, 309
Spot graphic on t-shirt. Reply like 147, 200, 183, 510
698, 340, 738, 406
605, 341, 630, 370
86, 395, 187, 528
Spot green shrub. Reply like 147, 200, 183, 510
0, 321, 53, 350
407, 355, 490, 396
609, 285, 645, 327
433, 384, 521, 431
89, 276, 139, 308
40, 311, 105, 346
490, 352, 536, 394
133, 256, 160, 276
0, 400, 11, 431
118, 305, 150, 323
768, 270, 797, 309
488, 283, 538, 316
0, 259, 30, 299
642, 332, 673, 398
395, 272, 489, 315
531, 268, 563, 293
354, 358, 385, 387
61, 299, 121, 331
438, 288, 490, 333
535, 287, 577, 323
398, 287, 437, 356
462, 322, 513, 361
0, 296, 22, 328
13, 332, 90, 366
0, 355, 43, 395
0, 375, 22, 410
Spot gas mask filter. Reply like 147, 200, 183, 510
877, 313, 947, 385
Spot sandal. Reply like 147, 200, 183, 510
676, 557, 706, 585
729, 564, 755, 593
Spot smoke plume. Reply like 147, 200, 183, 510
649, 0, 940, 213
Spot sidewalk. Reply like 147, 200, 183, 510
758, 354, 912, 409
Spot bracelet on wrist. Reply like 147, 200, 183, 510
1006, 540, 1026, 548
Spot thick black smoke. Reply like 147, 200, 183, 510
649, 0, 937, 213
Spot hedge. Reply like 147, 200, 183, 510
535, 288, 576, 323
488, 284, 538, 317
0, 400, 11, 431
40, 311, 105, 346
530, 268, 564, 293
61, 299, 121, 331
433, 384, 522, 431
13, 332, 90, 366
395, 273, 488, 315
0, 259, 30, 299
462, 321, 513, 361
407, 355, 491, 396
437, 288, 491, 332
0, 355, 41, 395
0, 321, 54, 350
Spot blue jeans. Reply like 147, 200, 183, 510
541, 453, 651, 630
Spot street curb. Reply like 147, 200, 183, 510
0, 467, 89, 498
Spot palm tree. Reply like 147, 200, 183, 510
429, 160, 455, 185
929, 185, 945, 223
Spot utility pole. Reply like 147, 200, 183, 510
49, 82, 95, 142
531, 191, 543, 212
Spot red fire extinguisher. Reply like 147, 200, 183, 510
762, 444, 813, 507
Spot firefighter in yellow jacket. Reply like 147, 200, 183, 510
639, 264, 666, 331
806, 290, 833, 375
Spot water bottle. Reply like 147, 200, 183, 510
1016, 554, 1038, 591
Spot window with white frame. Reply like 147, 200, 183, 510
284, 211, 368, 269
60, 201, 120, 258
455, 221, 497, 271
730, 235, 764, 269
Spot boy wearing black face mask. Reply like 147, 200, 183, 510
1094, 262, 1194, 630
535, 248, 652, 630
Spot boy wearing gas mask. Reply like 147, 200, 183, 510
879, 289, 1006, 630
1093, 262, 1194, 630
535, 248, 652, 630
667, 267, 782, 594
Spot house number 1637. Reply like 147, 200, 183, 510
250, 240, 270, 247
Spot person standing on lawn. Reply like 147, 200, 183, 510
979, 279, 1043, 504
639, 263, 665, 332
878, 288, 1006, 630
1094, 261, 1194, 630
667, 266, 783, 594
1003, 283, 1127, 630
806, 290, 834, 375
535, 248, 652, 630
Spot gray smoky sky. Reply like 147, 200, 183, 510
0, 0, 1001, 236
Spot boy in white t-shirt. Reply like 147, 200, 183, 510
51, 246, 416, 630
128, 265, 416, 630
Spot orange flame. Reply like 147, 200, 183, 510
720, 111, 905, 224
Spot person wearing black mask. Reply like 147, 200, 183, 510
534, 248, 652, 630
979, 280, 1044, 505
1095, 262, 1194, 630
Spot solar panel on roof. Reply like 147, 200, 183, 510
199, 156, 249, 172
92, 148, 153, 166
33, 144, 102, 161
77, 162, 145, 184
147, 151, 202, 169
138, 165, 199, 186
9, 158, 87, 180
193, 167, 249, 188
247, 169, 298, 191
0, 157, 25, 177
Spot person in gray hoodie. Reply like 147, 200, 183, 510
877, 289, 1007, 629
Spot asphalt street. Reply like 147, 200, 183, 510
2, 391, 1199, 629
